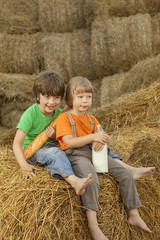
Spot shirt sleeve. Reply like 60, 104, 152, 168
56, 113, 73, 140
16, 108, 33, 134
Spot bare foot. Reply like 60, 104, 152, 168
128, 209, 152, 234
88, 225, 109, 240
74, 174, 92, 196
131, 167, 155, 181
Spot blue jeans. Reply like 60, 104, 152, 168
29, 143, 75, 179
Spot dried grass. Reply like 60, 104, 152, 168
109, 126, 160, 182
43, 30, 96, 82
93, 0, 160, 17
0, 0, 39, 34
39, 0, 93, 33
91, 14, 153, 77
0, 33, 44, 74
91, 82, 160, 132
100, 54, 160, 105
0, 147, 160, 240
0, 128, 15, 148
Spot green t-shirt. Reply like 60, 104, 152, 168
17, 103, 62, 149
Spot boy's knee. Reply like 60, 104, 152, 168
89, 178, 99, 190
121, 169, 133, 183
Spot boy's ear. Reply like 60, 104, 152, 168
36, 94, 40, 103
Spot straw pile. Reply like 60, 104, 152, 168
93, 0, 160, 18
0, 73, 35, 128
0, 0, 39, 34
39, 0, 93, 33
43, 30, 96, 82
0, 147, 160, 240
91, 13, 153, 77
0, 127, 16, 147
108, 126, 160, 183
100, 54, 160, 105
0, 33, 44, 74
91, 82, 160, 132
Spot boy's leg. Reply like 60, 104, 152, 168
29, 144, 92, 195
108, 156, 141, 210
65, 145, 108, 240
86, 210, 108, 240
114, 158, 155, 180
65, 145, 99, 211
108, 157, 152, 233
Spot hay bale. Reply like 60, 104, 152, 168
0, 0, 39, 34
91, 82, 160, 132
93, 0, 160, 18
101, 54, 160, 105
39, 0, 93, 33
1, 103, 27, 129
91, 14, 153, 77
43, 30, 96, 82
0, 33, 44, 74
0, 72, 35, 100
0, 147, 160, 239
152, 13, 160, 55
0, 73, 35, 128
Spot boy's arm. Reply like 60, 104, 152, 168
13, 129, 36, 179
62, 131, 109, 149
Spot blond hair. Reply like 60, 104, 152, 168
65, 76, 94, 108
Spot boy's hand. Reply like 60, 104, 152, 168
93, 142, 105, 152
93, 132, 111, 145
45, 126, 56, 139
21, 162, 36, 179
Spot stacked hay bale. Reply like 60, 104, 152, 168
91, 82, 160, 132
38, 0, 93, 33
43, 30, 96, 82
93, 0, 160, 17
0, 72, 35, 128
0, 33, 44, 74
91, 13, 160, 78
0, 0, 39, 34
0, 147, 160, 240
100, 54, 160, 105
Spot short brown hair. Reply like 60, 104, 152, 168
33, 71, 65, 103
65, 76, 94, 108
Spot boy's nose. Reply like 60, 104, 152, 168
49, 97, 56, 104
83, 97, 87, 102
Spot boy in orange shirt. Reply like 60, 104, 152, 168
56, 76, 155, 240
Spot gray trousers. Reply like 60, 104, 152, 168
65, 145, 141, 212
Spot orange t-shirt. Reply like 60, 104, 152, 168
56, 112, 99, 150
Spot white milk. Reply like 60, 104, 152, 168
92, 125, 108, 173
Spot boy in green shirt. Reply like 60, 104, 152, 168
13, 70, 92, 196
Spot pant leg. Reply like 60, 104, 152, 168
29, 144, 75, 178
65, 145, 99, 212
108, 156, 141, 211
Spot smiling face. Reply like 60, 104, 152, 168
37, 93, 61, 117
72, 91, 93, 116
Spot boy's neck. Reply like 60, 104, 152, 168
69, 109, 86, 117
